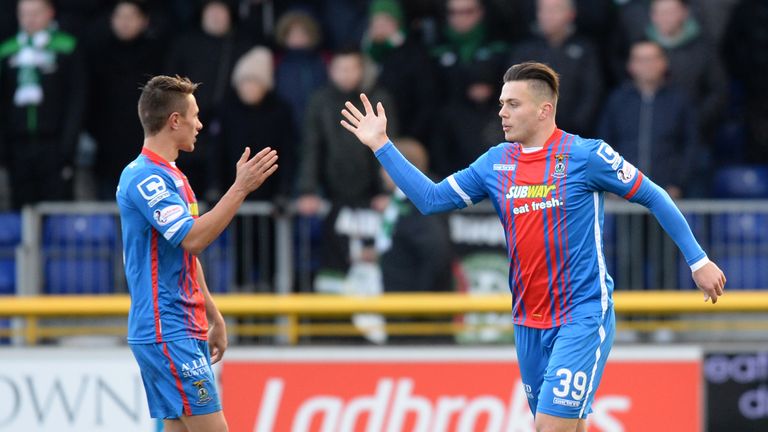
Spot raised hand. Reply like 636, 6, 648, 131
693, 261, 726, 304
233, 146, 278, 194
340, 93, 390, 152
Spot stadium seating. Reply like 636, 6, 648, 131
0, 258, 15, 295
43, 214, 117, 247
708, 213, 768, 290
0, 213, 21, 295
42, 214, 118, 294
712, 165, 768, 198
715, 255, 766, 290
0, 213, 21, 345
0, 212, 22, 247
44, 257, 114, 294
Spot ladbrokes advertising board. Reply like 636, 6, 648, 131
222, 347, 701, 432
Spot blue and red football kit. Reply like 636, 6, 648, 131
376, 128, 708, 418
117, 148, 220, 419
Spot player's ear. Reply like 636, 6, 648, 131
168, 112, 180, 130
539, 102, 553, 120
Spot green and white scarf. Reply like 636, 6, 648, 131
0, 24, 76, 131
13, 28, 56, 106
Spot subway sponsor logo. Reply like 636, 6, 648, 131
505, 184, 556, 200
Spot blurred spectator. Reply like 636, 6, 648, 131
510, 0, 604, 137
430, 63, 504, 177
0, 0, 86, 208
86, 0, 163, 199
376, 137, 453, 293
215, 46, 295, 201
363, 0, 435, 143
597, 40, 698, 198
165, 0, 249, 198
274, 10, 327, 143
296, 48, 399, 212
608, 0, 729, 88
215, 46, 294, 292
722, 0, 768, 162
373, 137, 454, 344
646, 0, 727, 141
296, 48, 399, 274
429, 0, 508, 103
518, 0, 628, 88
646, 0, 728, 196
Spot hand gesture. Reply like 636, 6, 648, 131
693, 261, 726, 304
233, 146, 278, 194
340, 93, 390, 152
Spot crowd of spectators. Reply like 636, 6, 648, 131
1, 0, 764, 206
0, 0, 765, 289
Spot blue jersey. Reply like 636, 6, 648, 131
376, 129, 707, 329
117, 148, 207, 344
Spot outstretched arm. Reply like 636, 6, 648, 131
587, 142, 726, 303
340, 93, 476, 214
630, 179, 726, 303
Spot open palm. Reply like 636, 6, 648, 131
340, 93, 390, 152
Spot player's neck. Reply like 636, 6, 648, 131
143, 136, 179, 163
519, 123, 557, 149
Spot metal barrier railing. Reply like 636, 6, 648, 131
11, 199, 768, 298
1, 291, 767, 345
2, 199, 767, 345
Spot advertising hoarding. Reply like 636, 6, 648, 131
222, 347, 702, 432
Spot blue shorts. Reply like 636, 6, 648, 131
130, 338, 221, 419
514, 308, 615, 419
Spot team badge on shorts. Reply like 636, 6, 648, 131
193, 379, 213, 404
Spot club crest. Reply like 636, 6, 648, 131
552, 154, 570, 179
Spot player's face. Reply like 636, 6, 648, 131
498, 81, 543, 143
177, 94, 203, 153
18, 0, 54, 34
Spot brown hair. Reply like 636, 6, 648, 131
275, 11, 322, 49
137, 75, 199, 136
503, 62, 560, 101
